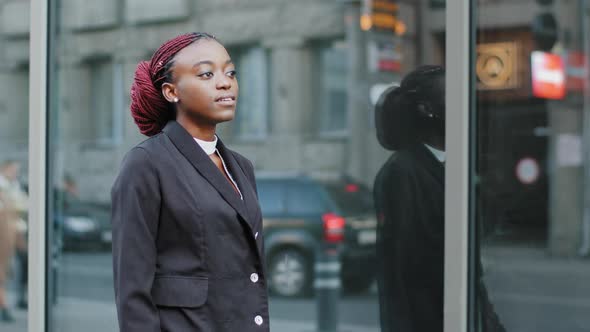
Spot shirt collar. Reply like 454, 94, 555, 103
193, 135, 218, 155
424, 143, 446, 163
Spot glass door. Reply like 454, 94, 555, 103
472, 0, 590, 331
40, 0, 448, 331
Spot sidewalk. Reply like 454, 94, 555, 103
0, 292, 379, 332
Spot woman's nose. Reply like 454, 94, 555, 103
216, 75, 231, 89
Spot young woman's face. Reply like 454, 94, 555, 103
167, 39, 238, 125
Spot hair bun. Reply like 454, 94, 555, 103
129, 61, 172, 136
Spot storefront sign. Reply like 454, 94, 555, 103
531, 51, 566, 100
368, 39, 403, 73
476, 42, 520, 90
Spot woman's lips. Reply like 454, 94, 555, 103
215, 96, 236, 107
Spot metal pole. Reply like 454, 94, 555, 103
314, 245, 341, 332
445, 0, 471, 331
344, 0, 369, 182
578, 0, 590, 256
28, 0, 49, 330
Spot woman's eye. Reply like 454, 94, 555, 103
227, 70, 237, 78
198, 72, 213, 78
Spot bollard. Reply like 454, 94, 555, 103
315, 246, 341, 332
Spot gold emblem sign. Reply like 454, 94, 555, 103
476, 42, 519, 90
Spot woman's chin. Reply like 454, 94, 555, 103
215, 109, 235, 123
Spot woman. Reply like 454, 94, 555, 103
111, 32, 269, 332
0, 160, 27, 322
373, 65, 505, 332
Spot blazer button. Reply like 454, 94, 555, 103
250, 273, 259, 283
254, 315, 263, 326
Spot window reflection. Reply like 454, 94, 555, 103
475, 1, 590, 331
43, 0, 440, 331
0, 0, 30, 329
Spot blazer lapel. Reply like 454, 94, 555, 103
162, 121, 250, 227
412, 144, 445, 187
216, 140, 260, 230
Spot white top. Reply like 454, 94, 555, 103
424, 144, 446, 164
193, 136, 243, 200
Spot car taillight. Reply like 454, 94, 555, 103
322, 212, 345, 243
345, 184, 359, 193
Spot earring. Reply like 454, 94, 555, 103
173, 97, 179, 103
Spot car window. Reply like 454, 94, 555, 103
286, 182, 327, 215
322, 182, 374, 216
257, 181, 286, 216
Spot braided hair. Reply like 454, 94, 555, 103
130, 32, 217, 136
375, 65, 445, 150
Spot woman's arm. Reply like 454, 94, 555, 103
111, 147, 161, 332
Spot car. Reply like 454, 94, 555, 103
54, 201, 112, 251
257, 174, 377, 297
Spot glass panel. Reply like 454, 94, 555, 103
0, 0, 30, 329
45, 1, 446, 331
473, 1, 590, 331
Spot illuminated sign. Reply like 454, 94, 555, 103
361, 0, 405, 35
476, 42, 520, 90
531, 51, 566, 100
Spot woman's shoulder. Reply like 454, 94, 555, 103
385, 149, 419, 173
120, 133, 167, 170
135, 132, 166, 150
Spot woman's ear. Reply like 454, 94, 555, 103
161, 82, 178, 103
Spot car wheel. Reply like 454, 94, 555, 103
268, 248, 311, 297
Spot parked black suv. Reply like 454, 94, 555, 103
257, 174, 376, 297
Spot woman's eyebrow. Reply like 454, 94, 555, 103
193, 59, 233, 68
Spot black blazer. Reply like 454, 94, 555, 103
374, 144, 444, 332
111, 121, 270, 332
374, 144, 506, 332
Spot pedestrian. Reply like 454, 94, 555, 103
373, 65, 505, 332
0, 160, 28, 322
111, 32, 269, 331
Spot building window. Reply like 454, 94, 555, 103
231, 47, 270, 140
316, 41, 349, 136
88, 59, 124, 146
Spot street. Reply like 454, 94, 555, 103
3, 251, 381, 332
3, 246, 590, 332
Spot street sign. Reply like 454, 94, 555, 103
476, 42, 520, 90
531, 51, 566, 99
516, 157, 540, 185
361, 0, 404, 34
368, 39, 403, 73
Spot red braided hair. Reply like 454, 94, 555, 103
130, 32, 216, 136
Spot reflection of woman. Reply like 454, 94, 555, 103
0, 160, 27, 322
374, 65, 505, 332
111, 33, 269, 331
374, 65, 446, 332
